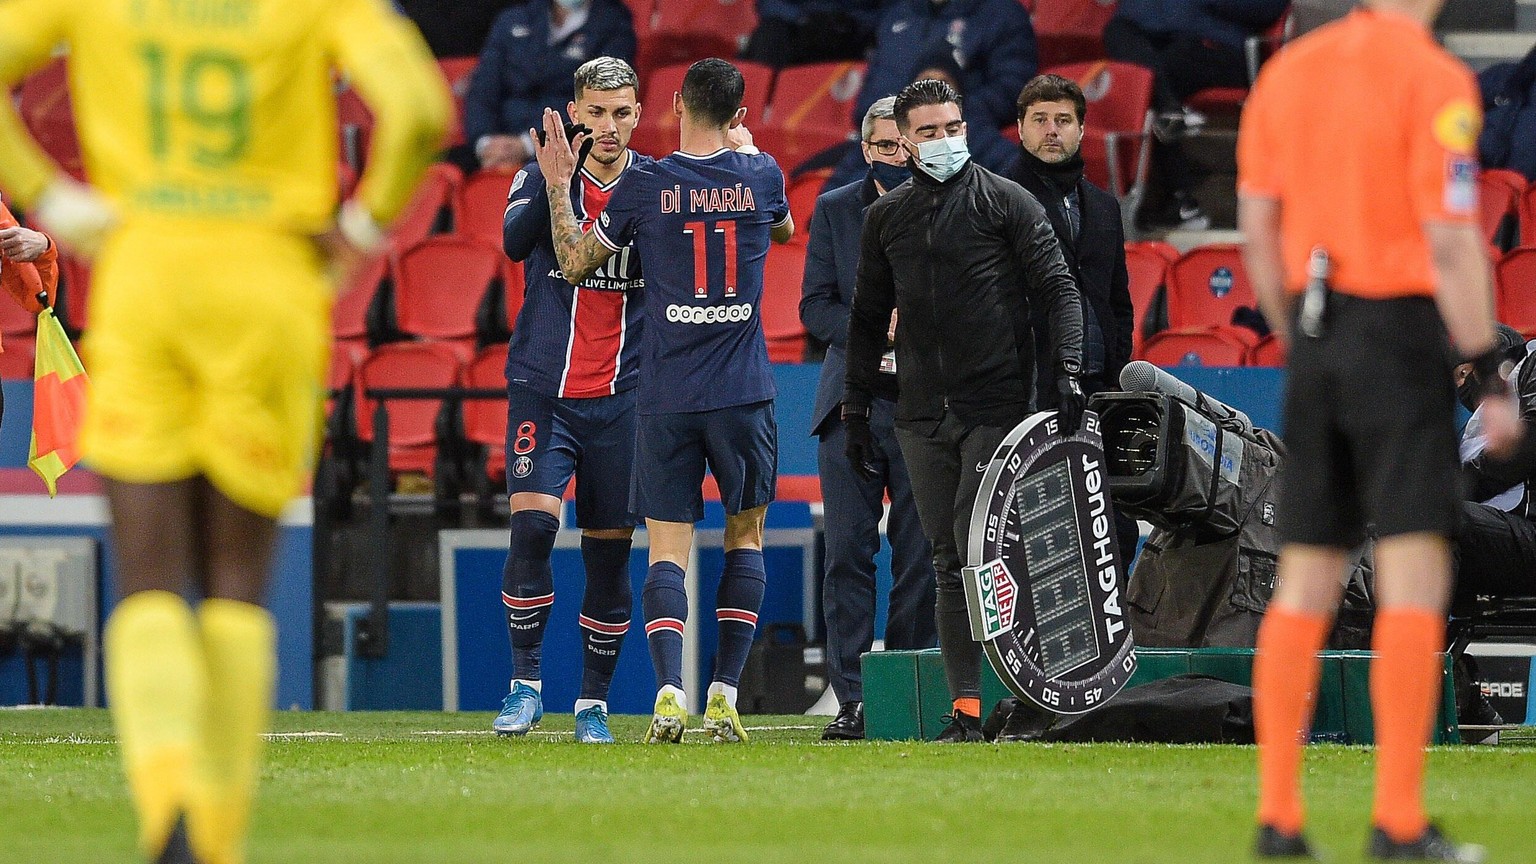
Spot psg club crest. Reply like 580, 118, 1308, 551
962, 411, 1137, 715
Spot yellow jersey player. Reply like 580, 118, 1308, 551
0, 1, 450, 863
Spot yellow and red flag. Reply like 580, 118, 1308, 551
28, 306, 87, 496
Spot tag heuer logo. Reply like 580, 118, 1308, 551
970, 559, 1018, 641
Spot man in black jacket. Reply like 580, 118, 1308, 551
802, 96, 937, 742
1010, 73, 1142, 605
845, 79, 1086, 742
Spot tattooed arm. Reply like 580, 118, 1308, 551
532, 108, 615, 284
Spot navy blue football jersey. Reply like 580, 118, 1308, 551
502, 152, 650, 398
592, 148, 789, 414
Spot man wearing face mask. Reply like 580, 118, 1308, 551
801, 96, 937, 742
845, 78, 1085, 743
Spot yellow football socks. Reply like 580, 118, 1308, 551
189, 599, 276, 864
104, 590, 206, 856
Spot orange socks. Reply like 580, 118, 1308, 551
1370, 608, 1443, 843
1253, 606, 1329, 835
952, 697, 981, 718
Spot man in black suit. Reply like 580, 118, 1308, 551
1010, 74, 1136, 403
800, 96, 936, 741
1008, 75, 1140, 741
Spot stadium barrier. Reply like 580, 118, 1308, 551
861, 647, 1462, 745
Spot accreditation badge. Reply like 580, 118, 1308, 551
961, 411, 1137, 715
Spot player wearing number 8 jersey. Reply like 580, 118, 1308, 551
533, 58, 794, 743
492, 57, 651, 744
0, 1, 450, 862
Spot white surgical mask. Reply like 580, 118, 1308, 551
913, 135, 970, 182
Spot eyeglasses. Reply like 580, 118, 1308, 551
865, 139, 901, 156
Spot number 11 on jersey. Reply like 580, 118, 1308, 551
682, 219, 738, 299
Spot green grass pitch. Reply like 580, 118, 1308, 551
4, 709, 1534, 863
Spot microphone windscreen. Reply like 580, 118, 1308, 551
1120, 360, 1158, 393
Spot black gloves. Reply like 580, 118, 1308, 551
842, 405, 878, 480
1056, 371, 1086, 435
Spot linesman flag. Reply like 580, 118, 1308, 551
28, 301, 87, 496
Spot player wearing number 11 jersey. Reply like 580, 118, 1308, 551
533, 58, 794, 744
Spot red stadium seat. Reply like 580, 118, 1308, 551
455, 170, 518, 248
60, 256, 91, 334
761, 62, 866, 173
354, 341, 466, 475
390, 162, 462, 255
762, 241, 808, 362
1248, 334, 1286, 367
18, 58, 84, 180
1033, 0, 1117, 68
1166, 243, 1258, 334
787, 169, 831, 233
1496, 247, 1536, 333
334, 255, 389, 343
1480, 168, 1525, 249
437, 56, 479, 149
464, 344, 510, 481
1139, 327, 1251, 367
636, 0, 758, 75
1124, 241, 1171, 352
326, 342, 365, 419
336, 82, 374, 173
632, 61, 773, 158
392, 236, 504, 344
1045, 61, 1153, 199
0, 334, 36, 380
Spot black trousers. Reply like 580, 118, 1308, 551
818, 397, 936, 704
1454, 500, 1536, 602
895, 414, 1011, 703
1101, 18, 1251, 199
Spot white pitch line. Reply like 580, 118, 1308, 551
264, 732, 344, 739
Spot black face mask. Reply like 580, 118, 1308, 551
869, 161, 909, 191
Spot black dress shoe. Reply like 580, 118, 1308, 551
933, 711, 984, 743
995, 700, 1053, 742
1255, 824, 1320, 859
1368, 824, 1485, 862
821, 701, 864, 741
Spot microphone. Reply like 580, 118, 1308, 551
1119, 360, 1253, 434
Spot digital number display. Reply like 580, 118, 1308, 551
1013, 462, 1101, 678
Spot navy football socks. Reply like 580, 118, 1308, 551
713, 548, 766, 688
642, 562, 688, 689
577, 535, 633, 701
502, 509, 559, 681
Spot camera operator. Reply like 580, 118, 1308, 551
845, 78, 1085, 743
1455, 322, 1536, 600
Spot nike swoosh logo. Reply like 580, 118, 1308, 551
975, 461, 990, 473
508, 612, 542, 622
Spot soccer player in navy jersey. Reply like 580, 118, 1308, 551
532, 58, 795, 743
493, 57, 650, 744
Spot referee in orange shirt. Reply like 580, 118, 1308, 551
1238, 1, 1522, 861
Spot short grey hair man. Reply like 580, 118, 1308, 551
574, 56, 639, 99
861, 95, 897, 142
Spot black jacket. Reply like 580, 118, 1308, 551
1008, 150, 1134, 398
801, 173, 892, 436
1463, 343, 1536, 517
845, 160, 1084, 430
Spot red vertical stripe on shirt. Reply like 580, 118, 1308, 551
562, 174, 626, 397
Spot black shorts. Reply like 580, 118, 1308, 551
1278, 294, 1458, 547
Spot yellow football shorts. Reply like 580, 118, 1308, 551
80, 223, 332, 519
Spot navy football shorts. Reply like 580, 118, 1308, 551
632, 400, 778, 523
505, 382, 639, 529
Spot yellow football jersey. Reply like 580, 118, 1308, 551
0, 0, 449, 232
